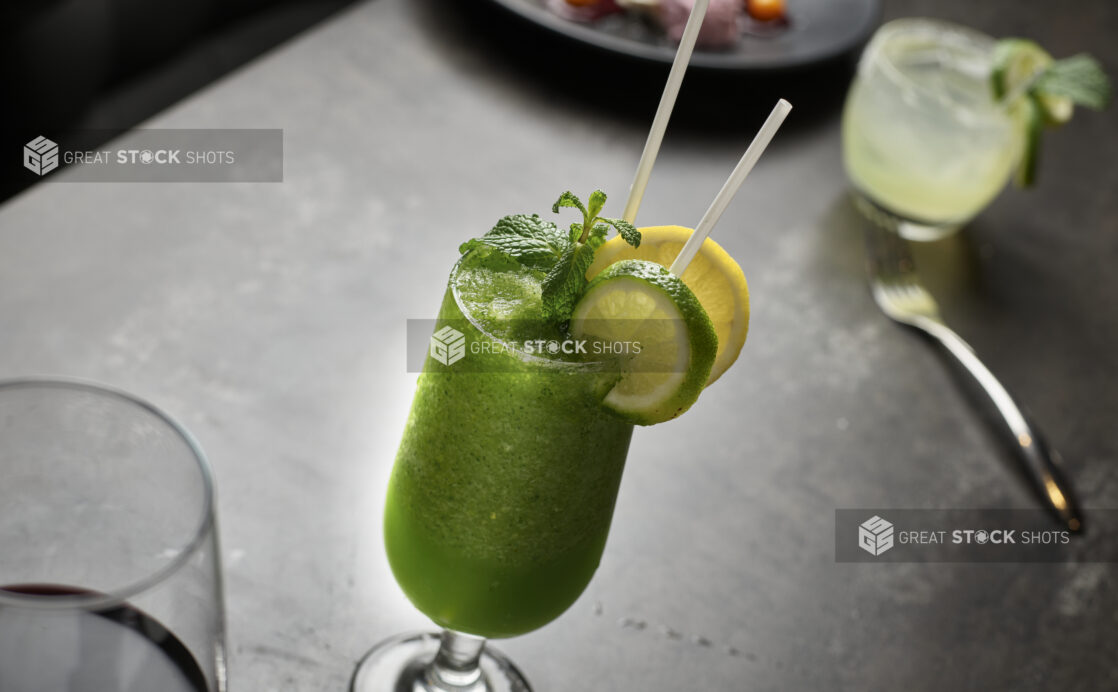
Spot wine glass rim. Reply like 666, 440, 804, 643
0, 375, 217, 611
864, 17, 1006, 122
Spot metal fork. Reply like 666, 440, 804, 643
864, 219, 1083, 533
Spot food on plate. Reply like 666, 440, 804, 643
547, 0, 791, 48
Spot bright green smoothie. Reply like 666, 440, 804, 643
384, 247, 634, 639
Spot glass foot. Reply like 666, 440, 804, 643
852, 191, 963, 242
351, 632, 531, 692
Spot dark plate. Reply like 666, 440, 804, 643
482, 0, 881, 72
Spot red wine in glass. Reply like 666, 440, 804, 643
0, 585, 208, 692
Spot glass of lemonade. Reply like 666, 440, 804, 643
352, 248, 634, 691
842, 18, 1020, 241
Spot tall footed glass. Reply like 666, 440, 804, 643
352, 251, 633, 692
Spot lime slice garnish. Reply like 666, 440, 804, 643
991, 38, 1116, 188
1037, 92, 1074, 125
992, 40, 1110, 186
993, 40, 1074, 125
1014, 95, 1044, 187
992, 39, 1061, 188
992, 40, 1053, 101
587, 225, 749, 386
571, 259, 717, 425
997, 39, 1055, 186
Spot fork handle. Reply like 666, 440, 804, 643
914, 317, 1083, 532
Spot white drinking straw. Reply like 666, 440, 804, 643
621, 0, 710, 225
668, 99, 792, 276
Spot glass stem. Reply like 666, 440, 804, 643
423, 630, 487, 691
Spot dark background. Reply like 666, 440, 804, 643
1, 0, 355, 199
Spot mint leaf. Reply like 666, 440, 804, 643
568, 222, 583, 245
553, 189, 640, 246
552, 191, 587, 217
1036, 54, 1112, 110
587, 190, 607, 219
586, 223, 609, 250
555, 191, 591, 242
459, 214, 569, 270
541, 242, 596, 323
596, 217, 641, 248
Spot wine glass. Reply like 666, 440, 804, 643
0, 377, 226, 692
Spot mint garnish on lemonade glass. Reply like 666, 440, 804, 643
351, 189, 748, 691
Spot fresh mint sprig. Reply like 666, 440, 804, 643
542, 190, 640, 323
1035, 54, 1112, 111
552, 190, 642, 248
459, 190, 642, 324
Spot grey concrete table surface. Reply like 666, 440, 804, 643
2, 0, 1117, 689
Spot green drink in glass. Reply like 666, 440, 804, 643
351, 192, 738, 692
385, 249, 634, 639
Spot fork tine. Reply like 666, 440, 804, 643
860, 199, 942, 323
863, 212, 910, 281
